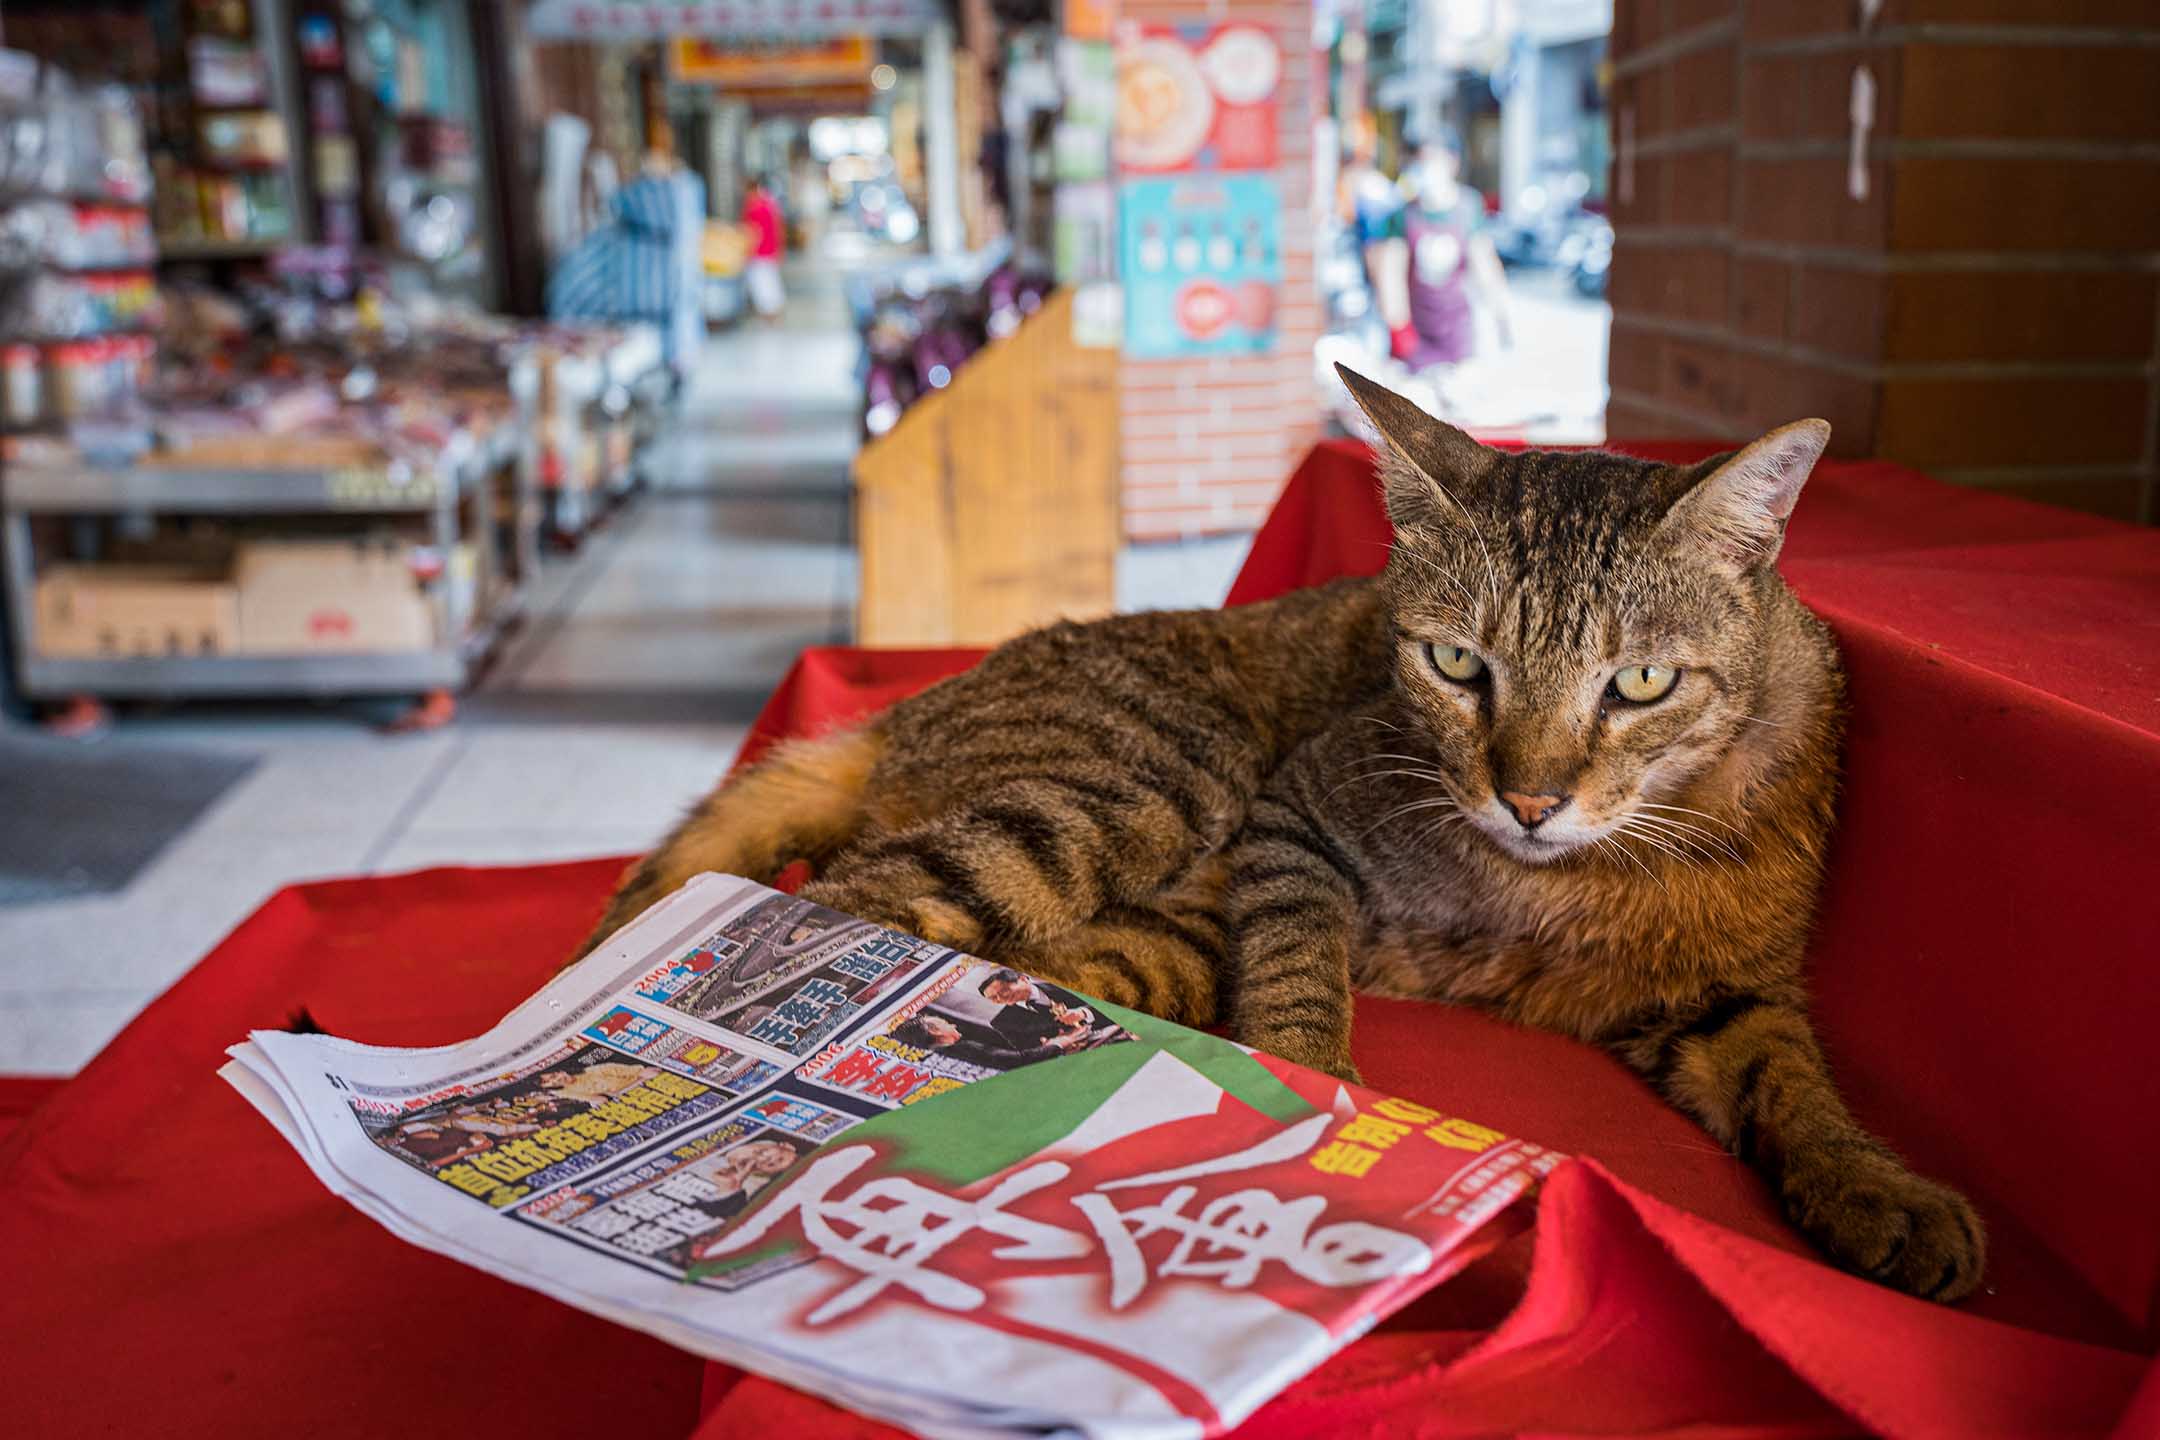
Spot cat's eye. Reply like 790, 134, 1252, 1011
1610, 664, 1680, 704
1425, 643, 1487, 683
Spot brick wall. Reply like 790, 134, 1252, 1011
1608, 2, 2160, 522
1117, 0, 1323, 541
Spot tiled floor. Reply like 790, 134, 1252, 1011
0, 247, 1249, 1075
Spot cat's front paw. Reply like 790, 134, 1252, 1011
804, 882, 982, 948
1249, 1029, 1361, 1086
1789, 1152, 1985, 1302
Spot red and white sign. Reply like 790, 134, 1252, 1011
1175, 281, 1236, 342
1115, 22, 1281, 175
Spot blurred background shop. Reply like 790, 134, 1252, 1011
3, 0, 2156, 1074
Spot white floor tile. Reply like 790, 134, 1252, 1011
369, 826, 655, 875
396, 726, 741, 835
1118, 534, 1255, 613
183, 731, 460, 842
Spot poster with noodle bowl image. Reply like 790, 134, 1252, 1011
1116, 22, 1279, 174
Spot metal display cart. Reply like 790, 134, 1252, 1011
0, 355, 540, 718
539, 326, 667, 545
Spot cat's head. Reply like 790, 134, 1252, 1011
1337, 364, 1830, 866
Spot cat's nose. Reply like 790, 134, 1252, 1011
1500, 791, 1569, 830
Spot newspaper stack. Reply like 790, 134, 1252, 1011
224, 874, 1560, 1439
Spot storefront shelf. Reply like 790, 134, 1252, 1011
3, 464, 453, 515
17, 649, 464, 699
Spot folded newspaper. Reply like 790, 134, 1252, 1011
224, 874, 1560, 1439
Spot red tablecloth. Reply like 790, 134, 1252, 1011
4, 442, 2155, 1438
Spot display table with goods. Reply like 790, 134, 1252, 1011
1, 56, 162, 436
0, 297, 546, 712
535, 322, 668, 546
1, 443, 2155, 1436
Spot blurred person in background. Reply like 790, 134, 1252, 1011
741, 174, 787, 322
1338, 115, 1411, 358
1396, 136, 1513, 387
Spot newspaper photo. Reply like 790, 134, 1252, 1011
224, 874, 1561, 1439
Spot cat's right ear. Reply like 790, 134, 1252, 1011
1662, 418, 1830, 568
1334, 364, 1497, 529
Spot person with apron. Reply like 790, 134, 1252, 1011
1395, 141, 1513, 373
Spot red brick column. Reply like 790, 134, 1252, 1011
1118, 0, 1323, 541
1608, 2, 2160, 522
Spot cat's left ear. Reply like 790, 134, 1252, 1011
1661, 419, 1830, 568
1334, 363, 1497, 529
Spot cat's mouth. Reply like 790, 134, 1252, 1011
1468, 816, 1589, 863
1473, 808, 1601, 865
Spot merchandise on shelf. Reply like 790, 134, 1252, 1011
5, 269, 162, 339
3, 344, 42, 426
0, 201, 158, 269
855, 256, 1053, 438
154, 160, 292, 248
196, 110, 290, 168
43, 336, 157, 422
186, 36, 268, 108
0, 61, 152, 204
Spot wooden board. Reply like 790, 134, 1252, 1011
854, 290, 1119, 647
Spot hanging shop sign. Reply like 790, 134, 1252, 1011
528, 0, 935, 41
1065, 0, 1114, 43
668, 35, 874, 89
1118, 174, 1281, 359
1114, 22, 1281, 175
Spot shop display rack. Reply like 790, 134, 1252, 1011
538, 326, 666, 544
1, 350, 543, 704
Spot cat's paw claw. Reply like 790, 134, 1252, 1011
1795, 1158, 1985, 1302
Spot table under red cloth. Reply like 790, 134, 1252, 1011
4, 442, 2156, 1439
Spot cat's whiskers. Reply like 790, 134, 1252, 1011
1633, 809, 1744, 858
1346, 751, 1444, 769
1591, 833, 1666, 891
1614, 816, 1717, 871
1328, 751, 1453, 797
1408, 812, 1472, 850
1323, 766, 1454, 803
1613, 819, 1692, 866
1361, 794, 1465, 841
1636, 801, 1746, 839
1624, 811, 1740, 863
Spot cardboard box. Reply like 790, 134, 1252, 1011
34, 564, 240, 658
142, 435, 385, 471
234, 540, 435, 654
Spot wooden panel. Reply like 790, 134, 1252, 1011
854, 290, 1119, 646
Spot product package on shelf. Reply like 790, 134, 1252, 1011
225, 874, 1560, 1440
33, 561, 238, 658
232, 538, 435, 655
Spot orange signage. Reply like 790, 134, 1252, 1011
1065, 0, 1113, 41
669, 35, 874, 89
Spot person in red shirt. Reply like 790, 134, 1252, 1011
741, 176, 787, 322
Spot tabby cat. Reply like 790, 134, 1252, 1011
577, 366, 1983, 1302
